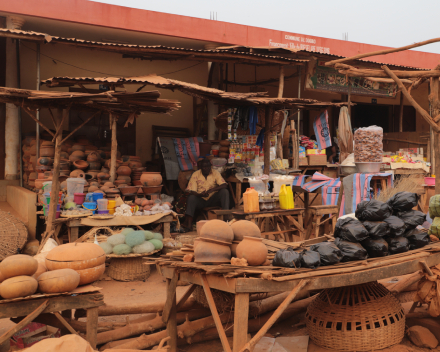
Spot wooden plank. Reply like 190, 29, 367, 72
0, 293, 104, 319
109, 114, 118, 183
86, 307, 99, 349
162, 275, 179, 323
54, 312, 79, 335
0, 300, 48, 345
176, 284, 196, 311
233, 293, 249, 352
200, 274, 232, 352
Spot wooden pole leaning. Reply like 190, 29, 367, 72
430, 77, 440, 194
263, 106, 271, 175
109, 113, 118, 183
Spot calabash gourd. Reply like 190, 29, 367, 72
231, 220, 261, 241
0, 270, 5, 283
0, 276, 38, 299
32, 262, 47, 280
38, 269, 80, 293
0, 254, 38, 279
200, 220, 234, 243
76, 264, 105, 286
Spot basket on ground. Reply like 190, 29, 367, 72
0, 211, 28, 261
305, 282, 405, 351
106, 257, 151, 281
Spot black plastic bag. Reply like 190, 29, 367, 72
384, 216, 406, 236
404, 229, 430, 249
362, 221, 390, 237
387, 192, 420, 212
334, 218, 369, 242
361, 237, 389, 257
310, 242, 342, 266
335, 238, 368, 262
300, 250, 321, 269
395, 210, 426, 230
387, 236, 409, 254
355, 199, 392, 221
272, 247, 302, 268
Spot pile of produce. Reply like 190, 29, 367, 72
273, 192, 429, 269
100, 228, 164, 255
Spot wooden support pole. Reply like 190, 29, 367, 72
399, 91, 404, 132
23, 108, 54, 137
233, 293, 249, 352
54, 312, 79, 335
430, 77, 440, 193
264, 106, 271, 175
162, 274, 178, 324
109, 113, 118, 183
61, 111, 99, 145
383, 65, 440, 132
347, 82, 352, 117
86, 307, 99, 349
165, 278, 178, 352
176, 284, 196, 311
278, 66, 284, 98
46, 108, 65, 233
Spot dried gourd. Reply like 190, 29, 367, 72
45, 243, 105, 271
76, 264, 105, 286
32, 262, 47, 280
0, 276, 38, 299
38, 269, 80, 293
125, 231, 145, 247
0, 254, 38, 279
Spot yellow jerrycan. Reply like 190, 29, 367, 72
243, 187, 259, 213
279, 184, 294, 210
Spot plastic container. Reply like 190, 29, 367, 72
273, 176, 294, 194
97, 210, 109, 215
74, 193, 86, 205
67, 178, 86, 197
42, 181, 52, 193
355, 162, 381, 173
92, 192, 104, 202
425, 177, 435, 186
279, 184, 294, 210
248, 178, 266, 196
243, 187, 259, 213
97, 198, 109, 211
85, 193, 94, 202
108, 200, 116, 215
83, 201, 97, 214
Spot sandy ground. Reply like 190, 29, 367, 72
0, 270, 439, 352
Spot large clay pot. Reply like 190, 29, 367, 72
60, 162, 70, 171
60, 151, 69, 159
73, 160, 89, 170
117, 166, 132, 176
194, 238, 231, 264
70, 169, 85, 178
200, 219, 234, 243
196, 220, 209, 236
128, 160, 142, 169
69, 150, 85, 162
37, 157, 53, 167
140, 172, 162, 187
236, 236, 267, 266
98, 172, 110, 180
231, 220, 261, 241
87, 151, 100, 163
96, 150, 107, 160
40, 146, 55, 157
117, 175, 131, 184
89, 161, 101, 170
29, 144, 37, 156
72, 144, 85, 152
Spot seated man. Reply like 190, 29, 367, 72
181, 159, 229, 231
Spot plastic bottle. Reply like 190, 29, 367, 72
279, 184, 295, 210
243, 187, 259, 213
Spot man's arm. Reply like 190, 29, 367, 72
206, 183, 228, 194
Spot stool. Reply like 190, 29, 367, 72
305, 205, 338, 240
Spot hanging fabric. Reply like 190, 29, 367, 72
313, 110, 332, 150
338, 106, 353, 163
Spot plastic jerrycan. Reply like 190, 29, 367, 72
244, 187, 259, 213
279, 184, 294, 210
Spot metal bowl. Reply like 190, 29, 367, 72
340, 165, 357, 175
355, 162, 381, 173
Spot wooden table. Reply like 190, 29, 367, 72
232, 208, 305, 241
159, 241, 440, 352
0, 290, 104, 349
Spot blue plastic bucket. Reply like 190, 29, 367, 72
92, 192, 104, 202
85, 193, 94, 202
83, 201, 97, 214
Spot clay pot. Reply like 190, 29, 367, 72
133, 180, 142, 186
88, 185, 99, 192
231, 241, 240, 257
69, 150, 85, 162
117, 175, 131, 184
98, 172, 110, 180
87, 151, 100, 163
194, 238, 231, 264
140, 172, 162, 187
200, 219, 234, 243
236, 237, 267, 266
87, 170, 99, 178
60, 151, 69, 159
90, 181, 99, 188
96, 150, 107, 160
104, 182, 115, 188
101, 167, 110, 173
70, 169, 85, 178
29, 144, 37, 156
117, 165, 132, 176
73, 160, 89, 170
231, 220, 261, 241
60, 144, 70, 152
89, 161, 101, 170
196, 220, 209, 237
37, 157, 53, 167
23, 136, 35, 146
114, 180, 127, 186
23, 145, 31, 155
142, 185, 162, 195
60, 162, 70, 171
71, 144, 85, 152
120, 186, 137, 195
128, 160, 142, 169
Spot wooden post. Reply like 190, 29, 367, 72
46, 108, 65, 233
347, 81, 352, 117
399, 91, 404, 132
431, 77, 440, 193
109, 113, 117, 183
264, 106, 271, 175
278, 66, 284, 98
86, 307, 99, 349
165, 278, 177, 352
233, 293, 249, 352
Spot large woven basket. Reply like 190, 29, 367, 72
0, 210, 28, 260
306, 282, 405, 351
106, 257, 151, 282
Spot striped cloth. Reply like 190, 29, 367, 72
292, 175, 307, 187
302, 172, 340, 193
172, 137, 203, 171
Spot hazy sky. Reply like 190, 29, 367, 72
93, 0, 440, 54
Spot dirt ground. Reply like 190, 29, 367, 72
0, 269, 439, 352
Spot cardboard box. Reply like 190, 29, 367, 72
322, 169, 337, 179
299, 146, 306, 158
306, 149, 326, 155
307, 155, 327, 165
299, 157, 308, 166
11, 323, 60, 349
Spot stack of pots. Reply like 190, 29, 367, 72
140, 172, 163, 198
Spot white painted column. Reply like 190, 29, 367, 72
5, 16, 24, 180
205, 44, 219, 140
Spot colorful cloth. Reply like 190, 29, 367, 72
313, 110, 332, 150
292, 175, 307, 187
302, 172, 340, 193
186, 169, 227, 200
322, 186, 340, 206
156, 137, 180, 180
172, 137, 203, 171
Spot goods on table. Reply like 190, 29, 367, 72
387, 191, 420, 212
279, 184, 294, 210
231, 220, 261, 241
310, 242, 342, 266
353, 125, 383, 162
99, 242, 113, 254
235, 236, 267, 266
37, 268, 80, 294
334, 218, 369, 243
148, 239, 163, 250
113, 244, 132, 255
143, 231, 155, 240
362, 221, 390, 237
355, 199, 392, 221
335, 238, 368, 262
386, 236, 410, 254
384, 216, 406, 236
300, 250, 321, 269
194, 238, 231, 264
272, 247, 302, 268
429, 195, 440, 218
200, 220, 234, 243
404, 229, 430, 249
243, 187, 260, 213
395, 210, 426, 230
132, 242, 155, 254
32, 262, 47, 280
0, 254, 38, 279
0, 276, 38, 299
361, 237, 389, 257
125, 231, 146, 247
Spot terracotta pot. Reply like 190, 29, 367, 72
29, 144, 37, 156
103, 182, 115, 188
236, 236, 267, 266
89, 181, 99, 188
88, 161, 101, 170
117, 175, 131, 184
22, 145, 31, 155
200, 219, 234, 243
60, 162, 70, 171
69, 150, 85, 162
230, 241, 241, 257
88, 185, 99, 192
196, 220, 209, 237
142, 185, 162, 195
231, 220, 261, 241
73, 160, 89, 170
128, 160, 142, 169
117, 165, 132, 176
97, 172, 110, 180
60, 144, 70, 152
114, 180, 127, 186
86, 171, 99, 179
35, 179, 46, 190
70, 169, 85, 178
120, 186, 137, 195
37, 157, 53, 167
96, 150, 107, 160
101, 167, 110, 173
140, 172, 162, 187
194, 238, 231, 264
23, 136, 35, 146
71, 144, 85, 152
87, 151, 100, 163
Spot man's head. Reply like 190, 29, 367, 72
200, 159, 212, 177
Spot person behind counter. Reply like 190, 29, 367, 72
181, 159, 229, 231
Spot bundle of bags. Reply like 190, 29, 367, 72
273, 192, 429, 269
99, 228, 164, 255
428, 195, 440, 237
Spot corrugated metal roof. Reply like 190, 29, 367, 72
0, 28, 53, 42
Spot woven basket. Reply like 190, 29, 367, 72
0, 210, 28, 260
306, 282, 405, 351
106, 257, 151, 282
